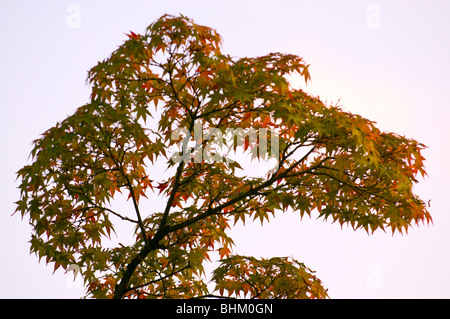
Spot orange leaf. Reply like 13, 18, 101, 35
218, 247, 231, 259
242, 112, 252, 122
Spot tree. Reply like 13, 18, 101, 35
15, 14, 431, 299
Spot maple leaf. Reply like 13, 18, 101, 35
155, 181, 169, 194
125, 30, 140, 40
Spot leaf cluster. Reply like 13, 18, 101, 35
15, 14, 430, 299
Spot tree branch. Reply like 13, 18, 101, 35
152, 125, 192, 242
164, 147, 321, 234
122, 173, 149, 248
113, 239, 164, 299
127, 264, 191, 294
164, 170, 279, 234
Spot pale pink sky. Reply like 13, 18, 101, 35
1, 0, 449, 298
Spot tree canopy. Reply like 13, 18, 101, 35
15, 14, 431, 299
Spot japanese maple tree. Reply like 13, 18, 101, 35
15, 14, 431, 299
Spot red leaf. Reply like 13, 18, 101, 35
171, 198, 182, 208
126, 31, 140, 40
287, 91, 295, 101
242, 112, 252, 122
156, 182, 168, 194
244, 137, 250, 151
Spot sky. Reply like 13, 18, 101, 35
1, 0, 449, 298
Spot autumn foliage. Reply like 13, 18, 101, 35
15, 14, 431, 299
